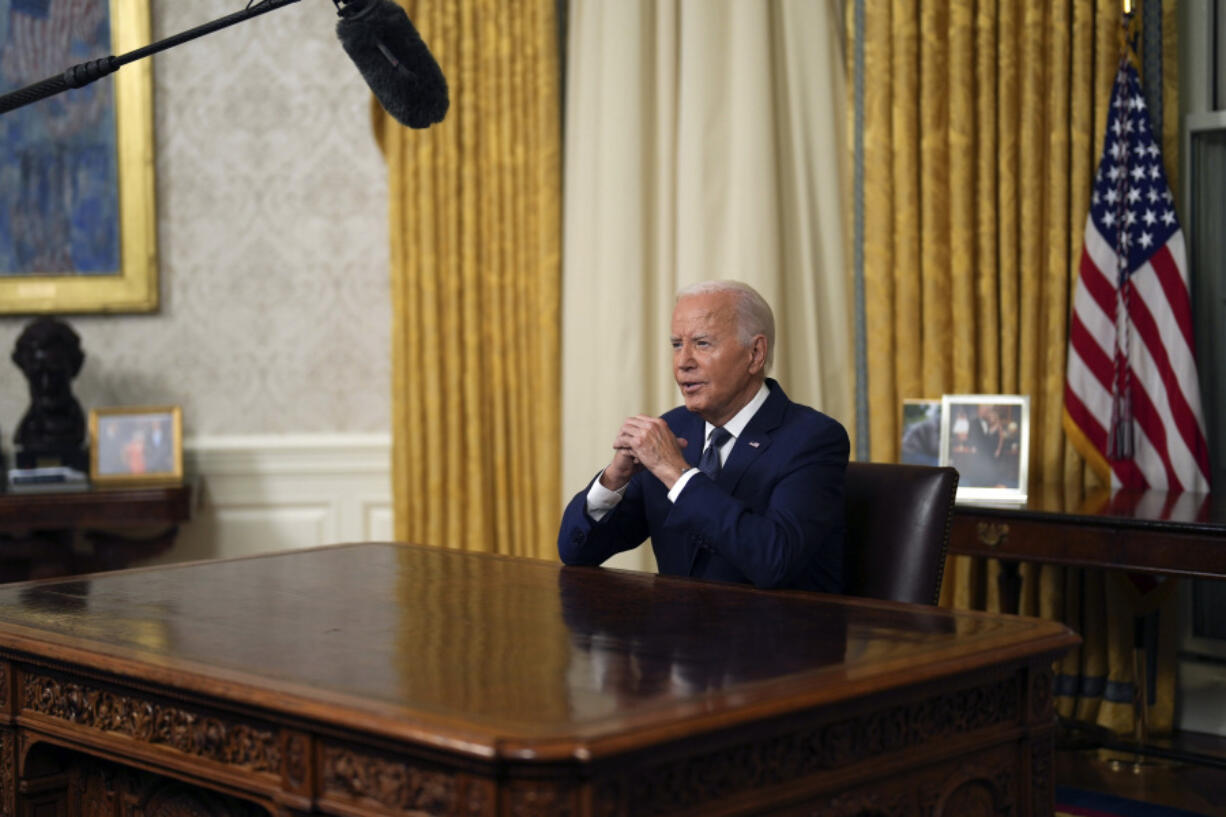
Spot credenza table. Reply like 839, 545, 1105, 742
950, 485, 1226, 766
0, 483, 192, 581
0, 542, 1076, 817
950, 485, 1225, 614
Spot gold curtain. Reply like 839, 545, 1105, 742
376, 0, 562, 559
853, 0, 1180, 735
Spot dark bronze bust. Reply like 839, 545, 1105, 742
12, 317, 87, 467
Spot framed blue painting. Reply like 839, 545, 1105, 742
0, 0, 156, 313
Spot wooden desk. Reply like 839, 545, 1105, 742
0, 484, 191, 581
950, 485, 1225, 583
0, 543, 1075, 817
951, 486, 1224, 616
950, 487, 1226, 767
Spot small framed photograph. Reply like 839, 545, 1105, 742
900, 399, 942, 466
89, 406, 183, 486
939, 394, 1030, 503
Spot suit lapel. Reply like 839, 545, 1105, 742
718, 379, 788, 494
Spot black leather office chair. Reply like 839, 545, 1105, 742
843, 461, 959, 605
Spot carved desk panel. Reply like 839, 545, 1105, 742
0, 543, 1077, 817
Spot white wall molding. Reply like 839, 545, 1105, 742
154, 433, 393, 567
185, 433, 392, 475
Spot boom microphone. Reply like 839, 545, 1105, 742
0, 0, 449, 128
335, 0, 449, 129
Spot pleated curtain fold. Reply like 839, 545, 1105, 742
377, 0, 562, 559
851, 0, 1181, 734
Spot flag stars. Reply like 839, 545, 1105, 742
1088, 71, 1182, 249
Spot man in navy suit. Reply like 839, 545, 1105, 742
557, 281, 849, 593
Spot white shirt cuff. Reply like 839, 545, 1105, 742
668, 467, 700, 502
585, 471, 627, 521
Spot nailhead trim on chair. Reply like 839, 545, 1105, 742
930, 471, 959, 605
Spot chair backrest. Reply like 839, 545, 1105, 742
843, 461, 959, 605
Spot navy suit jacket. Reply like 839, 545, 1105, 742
557, 379, 849, 593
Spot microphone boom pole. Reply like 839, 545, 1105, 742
0, 0, 304, 116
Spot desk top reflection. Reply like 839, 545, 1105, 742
0, 542, 1075, 761
957, 484, 1222, 533
0, 482, 191, 530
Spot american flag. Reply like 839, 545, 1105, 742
1064, 50, 1211, 493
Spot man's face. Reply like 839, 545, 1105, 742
671, 292, 764, 426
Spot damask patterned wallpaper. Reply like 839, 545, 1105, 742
0, 0, 391, 438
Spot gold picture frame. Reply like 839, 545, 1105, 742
0, 0, 157, 314
89, 406, 182, 486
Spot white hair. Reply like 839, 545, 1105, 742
676, 280, 775, 370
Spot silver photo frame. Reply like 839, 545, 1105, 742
939, 394, 1030, 504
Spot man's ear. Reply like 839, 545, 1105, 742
748, 335, 767, 374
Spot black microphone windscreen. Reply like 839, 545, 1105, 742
336, 0, 449, 129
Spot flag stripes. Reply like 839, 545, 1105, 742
1064, 47, 1210, 493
